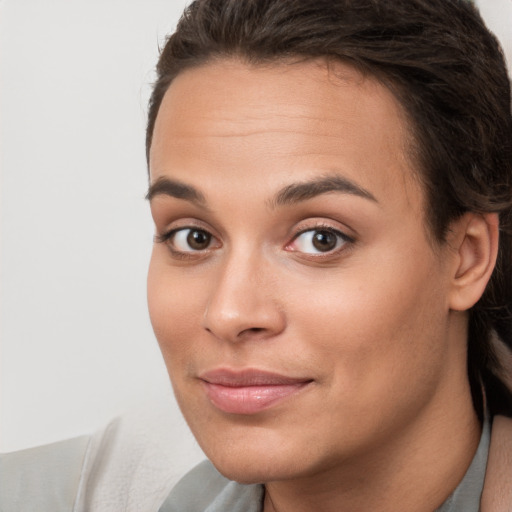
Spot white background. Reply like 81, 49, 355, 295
1, 0, 511, 453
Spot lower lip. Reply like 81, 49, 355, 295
203, 382, 310, 415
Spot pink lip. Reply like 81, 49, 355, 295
199, 369, 313, 415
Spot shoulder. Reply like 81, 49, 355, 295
0, 395, 205, 512
159, 460, 264, 512
0, 435, 91, 512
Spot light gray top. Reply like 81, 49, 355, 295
0, 435, 90, 512
0, 415, 491, 512
159, 417, 491, 512
436, 415, 491, 512
158, 460, 264, 512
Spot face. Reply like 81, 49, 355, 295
147, 59, 462, 483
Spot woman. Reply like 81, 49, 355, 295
1, 0, 511, 510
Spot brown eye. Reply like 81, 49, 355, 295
312, 230, 338, 252
168, 228, 214, 252
186, 229, 211, 250
288, 227, 351, 255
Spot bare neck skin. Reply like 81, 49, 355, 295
264, 321, 480, 512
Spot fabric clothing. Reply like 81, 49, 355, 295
1, 412, 511, 512
158, 461, 264, 512
158, 416, 491, 512
0, 436, 90, 512
0, 393, 205, 512
436, 415, 491, 512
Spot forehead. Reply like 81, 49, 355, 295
149, 58, 422, 215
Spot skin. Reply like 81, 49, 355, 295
147, 58, 493, 511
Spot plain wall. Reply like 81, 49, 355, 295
1, 0, 511, 454
0, 0, 194, 452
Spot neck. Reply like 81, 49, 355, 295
263, 377, 481, 512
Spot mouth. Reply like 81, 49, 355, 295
198, 368, 313, 415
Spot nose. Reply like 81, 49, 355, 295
202, 253, 286, 343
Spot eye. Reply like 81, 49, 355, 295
157, 227, 216, 253
174, 228, 213, 251
288, 228, 350, 255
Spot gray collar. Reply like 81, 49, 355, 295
436, 414, 491, 512
161, 417, 491, 512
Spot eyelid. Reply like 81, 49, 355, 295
155, 222, 221, 258
293, 224, 353, 241
285, 221, 355, 257
290, 218, 355, 243
154, 217, 218, 243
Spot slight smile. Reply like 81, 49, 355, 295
199, 369, 314, 415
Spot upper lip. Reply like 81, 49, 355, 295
199, 368, 313, 387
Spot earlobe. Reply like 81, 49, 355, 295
449, 212, 499, 311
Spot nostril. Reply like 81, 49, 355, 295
238, 327, 266, 337
202, 298, 286, 342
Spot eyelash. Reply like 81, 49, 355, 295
155, 223, 354, 260
155, 227, 217, 260
286, 225, 354, 257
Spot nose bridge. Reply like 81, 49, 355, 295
203, 246, 285, 342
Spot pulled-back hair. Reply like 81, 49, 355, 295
146, 0, 512, 415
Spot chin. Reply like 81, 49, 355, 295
207, 451, 295, 485
195, 428, 321, 485
176, 389, 339, 484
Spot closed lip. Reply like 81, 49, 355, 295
198, 368, 313, 387
198, 368, 313, 415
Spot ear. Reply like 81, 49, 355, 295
448, 212, 499, 311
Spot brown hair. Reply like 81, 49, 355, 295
146, 0, 512, 415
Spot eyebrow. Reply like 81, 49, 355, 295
146, 173, 377, 209
145, 177, 206, 205
270, 174, 378, 207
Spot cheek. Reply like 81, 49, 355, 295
147, 251, 205, 362
289, 247, 449, 403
